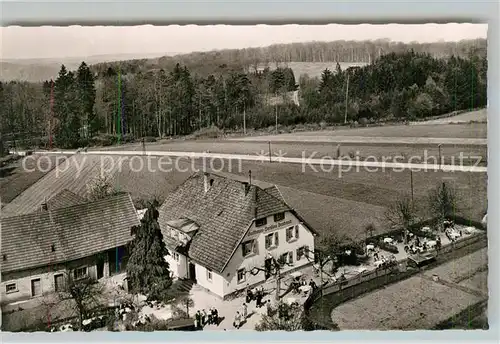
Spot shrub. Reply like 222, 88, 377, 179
409, 227, 437, 240
378, 240, 399, 254
192, 125, 224, 139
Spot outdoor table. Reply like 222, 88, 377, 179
286, 297, 298, 306
290, 271, 303, 279
299, 285, 312, 295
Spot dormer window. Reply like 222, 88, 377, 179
2, 254, 7, 261
255, 217, 267, 227
51, 244, 56, 252
273, 212, 285, 222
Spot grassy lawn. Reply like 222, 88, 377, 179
330, 275, 485, 330
423, 248, 488, 286
256, 122, 487, 139
328, 243, 488, 330
0, 154, 69, 205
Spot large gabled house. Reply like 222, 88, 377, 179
0, 192, 140, 306
158, 171, 317, 299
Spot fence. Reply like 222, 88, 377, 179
304, 231, 487, 330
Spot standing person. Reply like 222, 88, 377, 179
246, 285, 253, 304
213, 308, 219, 326
255, 288, 263, 308
242, 303, 248, 320
233, 311, 241, 329
207, 308, 213, 325
195, 310, 202, 330
201, 309, 207, 326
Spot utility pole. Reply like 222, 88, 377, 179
243, 103, 246, 135
275, 266, 281, 301
410, 169, 414, 204
275, 101, 278, 134
344, 71, 350, 124
268, 141, 272, 163
438, 144, 442, 169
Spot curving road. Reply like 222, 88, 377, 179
12, 149, 487, 173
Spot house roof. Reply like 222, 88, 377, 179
166, 218, 199, 234
45, 189, 87, 211
158, 171, 290, 273
1, 193, 140, 274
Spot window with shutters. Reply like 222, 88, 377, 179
207, 269, 213, 282
242, 240, 256, 257
237, 268, 246, 284
265, 232, 279, 250
296, 245, 309, 261
273, 212, 285, 222
286, 225, 300, 242
31, 278, 41, 297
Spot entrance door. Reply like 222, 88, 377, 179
31, 278, 41, 297
264, 258, 273, 279
96, 260, 104, 279
188, 263, 197, 282
54, 274, 66, 292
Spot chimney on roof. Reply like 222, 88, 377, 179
249, 170, 252, 185
203, 172, 210, 193
41, 197, 48, 211
242, 182, 250, 196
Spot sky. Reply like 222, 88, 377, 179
0, 23, 488, 60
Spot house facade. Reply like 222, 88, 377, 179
0, 192, 140, 306
159, 172, 316, 299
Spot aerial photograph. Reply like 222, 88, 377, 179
0, 23, 488, 332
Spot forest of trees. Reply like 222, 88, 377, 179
0, 39, 487, 149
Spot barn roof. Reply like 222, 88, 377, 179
1, 193, 140, 273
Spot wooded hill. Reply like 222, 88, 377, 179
0, 39, 487, 149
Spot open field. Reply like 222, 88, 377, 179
412, 109, 487, 125
0, 154, 68, 205
330, 247, 488, 330
1, 153, 487, 240
256, 61, 369, 79
423, 247, 488, 290
232, 122, 486, 141
330, 274, 485, 330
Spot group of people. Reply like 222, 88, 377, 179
194, 307, 219, 330
233, 303, 249, 329
291, 278, 317, 294
246, 285, 266, 308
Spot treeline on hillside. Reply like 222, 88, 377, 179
0, 49, 487, 149
90, 39, 486, 78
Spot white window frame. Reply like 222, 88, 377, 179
5, 282, 18, 294
265, 232, 279, 250
242, 240, 256, 257
237, 268, 246, 284
296, 245, 309, 261
172, 252, 180, 262
73, 266, 88, 280
207, 269, 213, 282
286, 225, 300, 242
